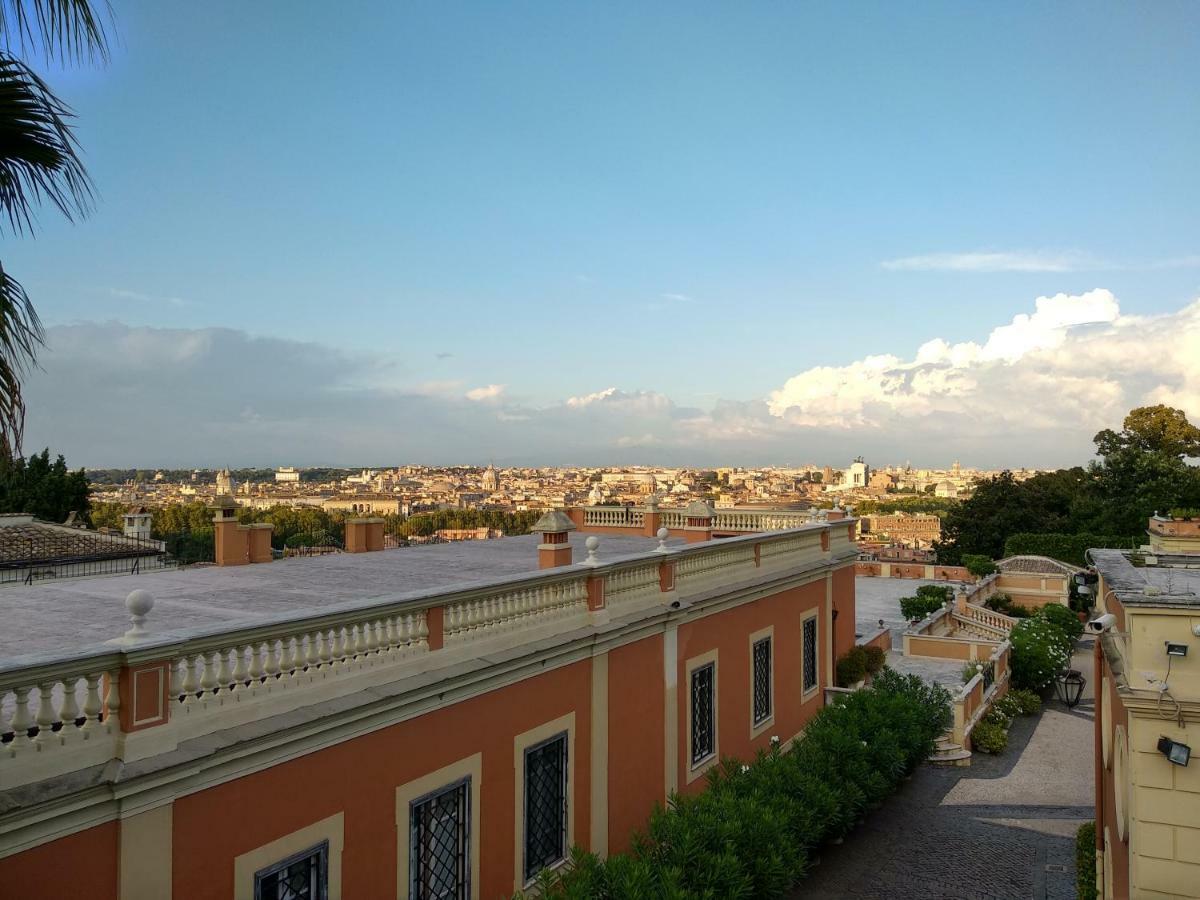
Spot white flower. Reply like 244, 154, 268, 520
740, 764, 750, 773
770, 735, 780, 744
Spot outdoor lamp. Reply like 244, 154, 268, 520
1158, 736, 1191, 767
1054, 669, 1086, 708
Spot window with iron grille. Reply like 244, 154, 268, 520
253, 841, 328, 900
524, 732, 568, 882
752, 637, 772, 725
690, 662, 715, 765
410, 778, 470, 899
803, 617, 818, 692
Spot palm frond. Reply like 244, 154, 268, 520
0, 258, 42, 455
0, 0, 109, 64
0, 51, 91, 233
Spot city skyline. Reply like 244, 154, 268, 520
13, 2, 1200, 467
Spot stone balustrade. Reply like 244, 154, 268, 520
0, 521, 856, 791
956, 603, 1017, 634
952, 640, 1012, 749
578, 505, 815, 534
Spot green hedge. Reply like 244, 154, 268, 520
1076, 821, 1097, 900
1002, 533, 1137, 568
521, 669, 952, 898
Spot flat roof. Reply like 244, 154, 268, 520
0, 531, 682, 662
1090, 548, 1200, 607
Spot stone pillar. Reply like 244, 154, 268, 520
642, 494, 662, 538
682, 499, 714, 544
532, 509, 576, 568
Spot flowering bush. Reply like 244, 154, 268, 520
1008, 687, 1042, 715
1038, 602, 1084, 642
970, 718, 1008, 754
1009, 617, 1072, 690
520, 670, 951, 899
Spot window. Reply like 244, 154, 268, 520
690, 662, 716, 765
410, 778, 470, 899
254, 841, 328, 900
524, 732, 568, 882
802, 617, 818, 692
752, 637, 772, 725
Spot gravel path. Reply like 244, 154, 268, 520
792, 643, 1096, 899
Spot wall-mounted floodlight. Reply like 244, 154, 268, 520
1166, 642, 1189, 658
1158, 736, 1191, 767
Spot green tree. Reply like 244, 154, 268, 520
0, 1, 110, 455
0, 447, 89, 520
1093, 405, 1200, 460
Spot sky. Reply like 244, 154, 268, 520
10, 1, 1200, 468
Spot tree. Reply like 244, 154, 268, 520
0, 447, 89, 520
1094, 405, 1200, 460
0, 1, 110, 455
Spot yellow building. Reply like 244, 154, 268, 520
1091, 529, 1200, 898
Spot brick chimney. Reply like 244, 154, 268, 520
642, 493, 662, 538
533, 509, 576, 568
211, 496, 273, 566
345, 518, 385, 553
683, 499, 714, 544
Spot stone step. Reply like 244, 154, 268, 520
928, 748, 972, 767
935, 739, 962, 752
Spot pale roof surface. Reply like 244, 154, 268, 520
996, 555, 1084, 576
1090, 549, 1200, 607
0, 531, 680, 662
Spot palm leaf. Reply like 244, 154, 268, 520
0, 52, 91, 232
0, 0, 109, 64
0, 258, 42, 455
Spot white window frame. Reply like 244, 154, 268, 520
801, 610, 820, 696
513, 712, 575, 891
395, 754, 482, 900
234, 812, 344, 900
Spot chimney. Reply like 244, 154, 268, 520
683, 499, 715, 544
346, 518, 385, 553
210, 496, 272, 566
533, 509, 576, 568
642, 493, 662, 538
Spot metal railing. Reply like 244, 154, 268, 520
0, 533, 177, 586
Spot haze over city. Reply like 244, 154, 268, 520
13, 2, 1199, 469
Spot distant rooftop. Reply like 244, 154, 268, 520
0, 531, 681, 661
1090, 548, 1200, 608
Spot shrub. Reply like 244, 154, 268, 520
900, 584, 953, 622
863, 644, 886, 675
1039, 603, 1084, 642
836, 646, 869, 687
970, 718, 1008, 754
1008, 688, 1042, 715
1076, 821, 1097, 900
1002, 532, 1136, 568
994, 693, 1023, 720
1169, 507, 1200, 520
984, 592, 1032, 618
1010, 617, 1073, 690
962, 553, 998, 577
525, 673, 951, 898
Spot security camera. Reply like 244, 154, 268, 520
1088, 613, 1117, 633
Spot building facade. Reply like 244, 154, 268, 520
1091, 522, 1200, 899
0, 518, 856, 899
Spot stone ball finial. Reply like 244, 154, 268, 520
656, 526, 670, 553
125, 589, 155, 638
584, 535, 600, 565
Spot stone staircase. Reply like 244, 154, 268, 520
928, 730, 972, 766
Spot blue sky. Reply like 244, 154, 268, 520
12, 2, 1200, 467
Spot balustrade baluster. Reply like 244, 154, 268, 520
329, 626, 345, 668
352, 622, 367, 659
80, 674, 102, 732
9, 686, 32, 748
103, 671, 120, 729
200, 652, 219, 697
181, 654, 200, 702
216, 648, 235, 692
231, 645, 250, 691
35, 681, 63, 745
415, 612, 429, 648
58, 676, 81, 730
264, 639, 281, 681
248, 642, 265, 684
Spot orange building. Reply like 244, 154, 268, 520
0, 513, 856, 899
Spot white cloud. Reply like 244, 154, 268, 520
22, 292, 1200, 468
109, 287, 192, 308
882, 251, 1096, 273
766, 290, 1200, 451
661, 292, 693, 303
465, 384, 505, 401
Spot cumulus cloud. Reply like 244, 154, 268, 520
882, 251, 1097, 273
765, 289, 1200, 455
465, 384, 505, 401
22, 291, 1200, 467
